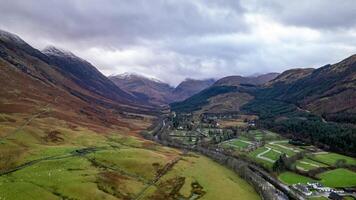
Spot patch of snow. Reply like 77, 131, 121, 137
110, 72, 164, 83
0, 29, 27, 45
42, 45, 83, 61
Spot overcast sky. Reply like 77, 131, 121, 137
0, 0, 355, 85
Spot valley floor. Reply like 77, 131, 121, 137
0, 113, 259, 200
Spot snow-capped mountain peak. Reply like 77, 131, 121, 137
110, 72, 164, 83
0, 29, 27, 45
42, 45, 81, 61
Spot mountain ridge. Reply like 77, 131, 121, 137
0, 29, 158, 131
109, 73, 216, 105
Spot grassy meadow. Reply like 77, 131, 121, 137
0, 113, 260, 200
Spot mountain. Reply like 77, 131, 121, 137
171, 78, 215, 102
0, 30, 156, 130
109, 74, 214, 105
43, 46, 139, 105
1, 30, 257, 199
109, 73, 174, 105
261, 55, 356, 123
171, 55, 356, 155
243, 55, 356, 155
213, 73, 279, 87
264, 69, 314, 86
170, 73, 278, 113
172, 57, 356, 122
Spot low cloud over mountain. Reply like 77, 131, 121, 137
0, 0, 355, 85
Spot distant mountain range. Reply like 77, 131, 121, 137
0, 29, 156, 129
109, 73, 175, 105
213, 73, 280, 87
171, 55, 356, 155
171, 55, 356, 123
1, 29, 355, 155
109, 74, 215, 105
262, 56, 356, 123
170, 73, 280, 113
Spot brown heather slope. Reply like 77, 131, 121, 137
109, 73, 174, 105
214, 73, 279, 87
171, 78, 215, 102
170, 73, 278, 114
264, 68, 314, 86
264, 55, 356, 123
110, 74, 215, 105
0, 30, 157, 132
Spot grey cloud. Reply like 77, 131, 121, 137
0, 0, 247, 48
246, 0, 356, 30
0, 0, 355, 85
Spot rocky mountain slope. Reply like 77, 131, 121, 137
171, 55, 356, 155
171, 78, 215, 102
214, 73, 279, 87
109, 74, 215, 105
43, 46, 138, 105
0, 29, 157, 130
261, 55, 356, 123
171, 73, 279, 113
109, 73, 174, 105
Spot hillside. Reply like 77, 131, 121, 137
171, 78, 215, 102
43, 46, 138, 105
109, 73, 174, 105
214, 73, 279, 87
0, 30, 156, 129
110, 75, 215, 105
171, 55, 356, 155
0, 29, 260, 199
170, 73, 278, 113
261, 55, 356, 123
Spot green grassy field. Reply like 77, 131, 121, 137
279, 168, 356, 188
278, 172, 317, 185
311, 153, 356, 166
223, 139, 251, 149
317, 168, 356, 188
0, 114, 260, 200
142, 155, 260, 200
246, 130, 264, 141
266, 142, 300, 157
264, 149, 282, 160
296, 158, 328, 171
308, 197, 328, 200
247, 147, 274, 169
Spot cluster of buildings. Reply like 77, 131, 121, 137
292, 182, 346, 200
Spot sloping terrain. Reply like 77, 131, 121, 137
0, 29, 260, 199
242, 56, 356, 155
171, 55, 356, 156
214, 73, 279, 87
170, 73, 278, 113
0, 30, 158, 129
261, 55, 356, 123
110, 74, 215, 105
43, 46, 138, 105
171, 78, 215, 102
109, 73, 174, 105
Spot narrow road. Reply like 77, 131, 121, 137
0, 147, 104, 177
256, 147, 275, 163
220, 139, 254, 149
269, 140, 300, 153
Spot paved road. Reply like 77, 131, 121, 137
269, 140, 300, 153
256, 147, 275, 163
